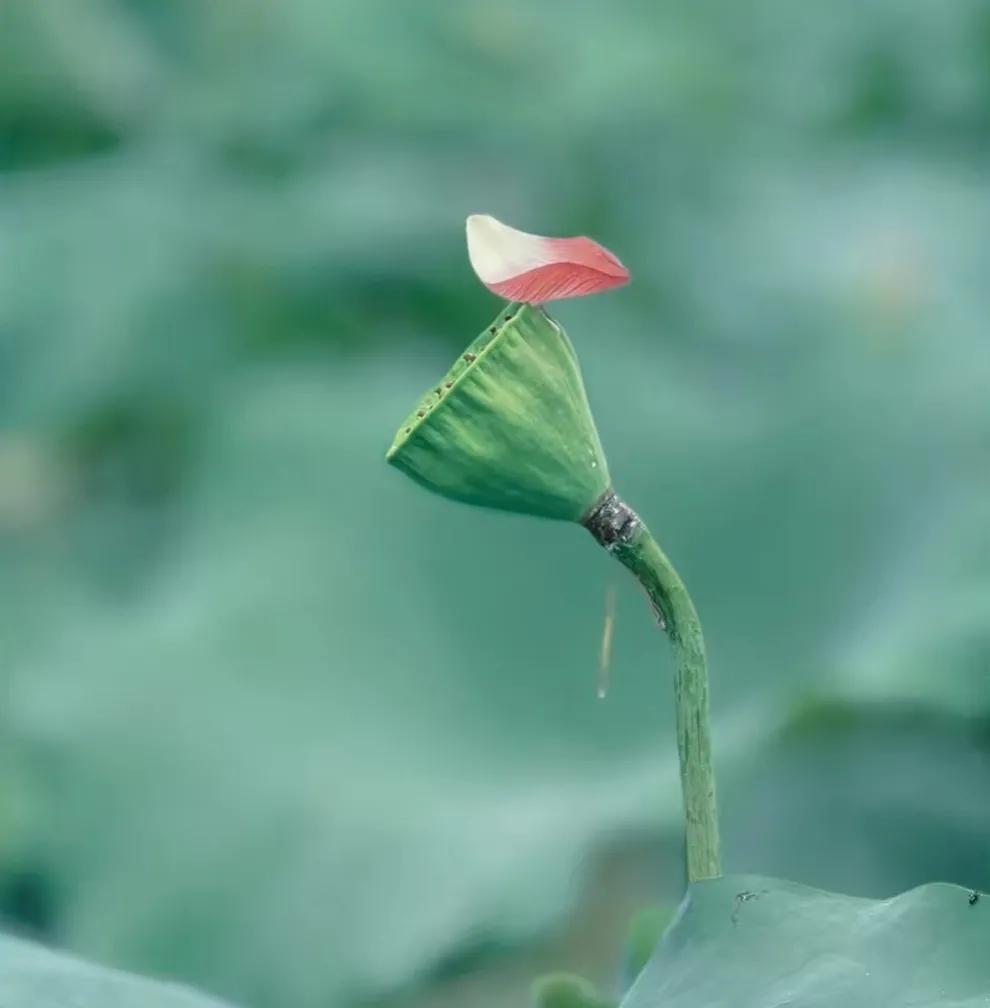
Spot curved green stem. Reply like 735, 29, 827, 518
584, 492, 721, 883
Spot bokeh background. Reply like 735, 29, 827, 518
2, 1, 989, 1006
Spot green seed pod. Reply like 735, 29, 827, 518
386, 304, 610, 522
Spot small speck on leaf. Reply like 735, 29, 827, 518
731, 889, 767, 925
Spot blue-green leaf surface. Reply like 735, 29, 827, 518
0, 932, 234, 1008
623, 875, 990, 1008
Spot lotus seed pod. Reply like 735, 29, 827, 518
386, 304, 610, 522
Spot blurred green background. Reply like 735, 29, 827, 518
1, 1, 988, 1006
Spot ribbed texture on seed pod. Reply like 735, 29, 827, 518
386, 304, 610, 521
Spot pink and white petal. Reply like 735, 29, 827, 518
466, 214, 629, 304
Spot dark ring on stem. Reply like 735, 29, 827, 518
581, 488, 641, 550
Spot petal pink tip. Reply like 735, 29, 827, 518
465, 214, 630, 304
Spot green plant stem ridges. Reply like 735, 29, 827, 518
611, 522, 721, 882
